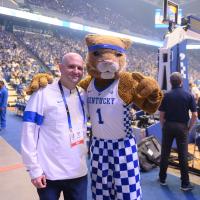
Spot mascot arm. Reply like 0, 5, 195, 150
78, 75, 93, 91
26, 73, 53, 95
118, 72, 163, 114
118, 72, 144, 104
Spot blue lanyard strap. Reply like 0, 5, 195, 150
76, 86, 86, 124
58, 80, 85, 130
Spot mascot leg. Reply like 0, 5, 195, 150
90, 135, 142, 200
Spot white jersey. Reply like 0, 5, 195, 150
21, 80, 88, 180
87, 79, 133, 139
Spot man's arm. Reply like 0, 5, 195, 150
188, 112, 198, 132
159, 111, 166, 127
188, 94, 198, 132
21, 90, 46, 188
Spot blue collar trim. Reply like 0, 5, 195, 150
88, 44, 126, 53
94, 79, 115, 92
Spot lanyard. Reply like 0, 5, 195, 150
58, 80, 86, 130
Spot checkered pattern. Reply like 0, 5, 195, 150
180, 53, 187, 79
123, 105, 133, 136
91, 135, 142, 200
180, 65, 187, 79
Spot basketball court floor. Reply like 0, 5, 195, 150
0, 111, 200, 200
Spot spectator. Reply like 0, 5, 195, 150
189, 82, 199, 104
158, 72, 197, 191
21, 53, 88, 200
197, 96, 200, 120
0, 80, 8, 131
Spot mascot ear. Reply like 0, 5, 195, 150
85, 34, 97, 46
120, 38, 132, 50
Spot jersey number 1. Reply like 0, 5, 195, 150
96, 108, 104, 124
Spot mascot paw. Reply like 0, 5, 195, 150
136, 77, 159, 98
25, 86, 34, 95
132, 72, 161, 100
26, 73, 53, 95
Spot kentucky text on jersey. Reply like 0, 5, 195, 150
87, 97, 115, 105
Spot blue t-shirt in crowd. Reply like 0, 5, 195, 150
0, 86, 8, 108
159, 86, 197, 124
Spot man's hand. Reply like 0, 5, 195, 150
31, 174, 47, 188
159, 111, 165, 128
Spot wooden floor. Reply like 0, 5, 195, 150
170, 144, 200, 172
1, 135, 200, 200
0, 137, 38, 200
189, 144, 200, 170
1, 111, 200, 200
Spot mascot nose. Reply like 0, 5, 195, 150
104, 60, 119, 71
97, 61, 119, 73
102, 60, 114, 64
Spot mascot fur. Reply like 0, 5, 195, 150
27, 34, 163, 200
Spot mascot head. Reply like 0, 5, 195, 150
85, 34, 132, 79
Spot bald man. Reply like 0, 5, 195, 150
21, 53, 88, 200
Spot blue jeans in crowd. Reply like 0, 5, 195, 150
0, 109, 6, 129
37, 175, 88, 200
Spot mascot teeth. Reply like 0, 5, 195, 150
101, 72, 115, 79
97, 62, 119, 73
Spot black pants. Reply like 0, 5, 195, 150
159, 121, 189, 185
37, 175, 88, 200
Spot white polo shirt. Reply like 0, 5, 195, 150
21, 80, 88, 180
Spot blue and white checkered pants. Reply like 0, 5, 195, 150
90, 135, 142, 200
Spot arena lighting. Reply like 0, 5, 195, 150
0, 6, 63, 26
186, 44, 200, 49
0, 6, 199, 49
0, 6, 163, 47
